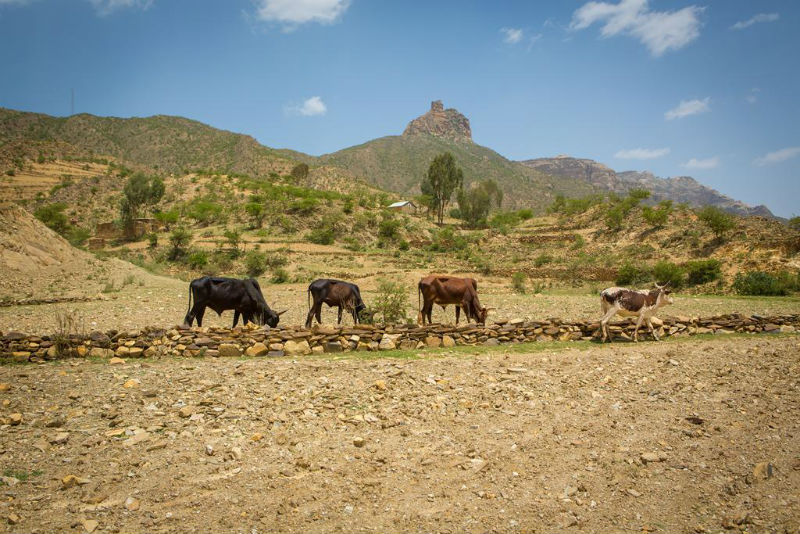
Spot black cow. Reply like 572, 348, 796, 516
183, 276, 285, 328
305, 279, 367, 328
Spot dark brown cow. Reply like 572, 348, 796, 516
599, 283, 674, 342
305, 279, 367, 328
418, 275, 489, 325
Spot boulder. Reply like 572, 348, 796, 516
284, 340, 311, 356
245, 343, 269, 357
217, 344, 242, 358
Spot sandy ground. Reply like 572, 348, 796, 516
0, 334, 798, 533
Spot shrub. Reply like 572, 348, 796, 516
616, 263, 651, 286
34, 203, 70, 234
428, 227, 469, 252
271, 268, 289, 284
264, 251, 288, 270
697, 206, 735, 240
147, 232, 158, 249
642, 200, 672, 228
342, 198, 354, 215
187, 200, 224, 226
685, 259, 721, 286
517, 208, 533, 220
372, 278, 409, 325
290, 163, 309, 181
511, 272, 526, 294
489, 211, 520, 230
378, 218, 403, 240
289, 197, 318, 215
66, 227, 91, 247
168, 227, 192, 261
652, 261, 685, 289
187, 250, 209, 269
244, 250, 267, 277
732, 271, 788, 296
307, 226, 335, 245
222, 228, 241, 258
570, 234, 585, 250
398, 240, 410, 251
533, 253, 553, 268
788, 216, 800, 231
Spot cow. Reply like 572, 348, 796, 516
418, 275, 490, 325
599, 283, 674, 342
183, 276, 286, 328
305, 278, 367, 328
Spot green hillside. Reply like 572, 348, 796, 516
317, 135, 597, 211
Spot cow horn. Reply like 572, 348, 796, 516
276, 309, 288, 316
654, 282, 664, 289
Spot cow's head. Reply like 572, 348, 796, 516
261, 305, 287, 328
655, 282, 674, 306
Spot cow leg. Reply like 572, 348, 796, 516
337, 306, 343, 324
315, 306, 322, 325
183, 308, 195, 327
424, 302, 434, 325
633, 314, 645, 342
647, 317, 659, 341
233, 310, 241, 328
304, 306, 316, 328
599, 307, 618, 342
194, 306, 206, 327
455, 306, 460, 325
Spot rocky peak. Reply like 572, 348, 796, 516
402, 100, 472, 142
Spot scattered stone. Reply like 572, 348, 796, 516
50, 432, 70, 445
9, 413, 22, 425
230, 446, 243, 460
7, 513, 21, 525
123, 379, 140, 389
245, 342, 268, 357
626, 488, 641, 497
178, 406, 195, 418
217, 344, 242, 358
425, 336, 442, 348
641, 452, 666, 464
374, 380, 387, 391
61, 475, 90, 489
442, 335, 456, 348
353, 437, 366, 448
0, 383, 10, 392
124, 496, 140, 511
753, 462, 774, 480
283, 340, 311, 356
205, 444, 215, 456
80, 518, 99, 533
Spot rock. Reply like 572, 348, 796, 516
245, 342, 269, 357
626, 488, 641, 497
374, 380, 387, 391
50, 432, 70, 445
324, 341, 343, 353
80, 518, 99, 533
8, 413, 22, 425
442, 335, 456, 348
124, 496, 140, 511
284, 340, 311, 356
123, 379, 140, 388
92, 349, 116, 359
205, 444, 214, 456
424, 336, 442, 348
640, 452, 666, 464
178, 406, 195, 418
7, 513, 20, 525
403, 100, 472, 142
61, 474, 90, 489
0, 383, 10, 392
311, 345, 324, 354
250, 433, 264, 442
217, 344, 242, 357
483, 338, 500, 346
230, 446, 243, 460
379, 334, 399, 351
353, 437, 366, 448
267, 351, 284, 358
753, 461, 774, 480
127, 347, 144, 357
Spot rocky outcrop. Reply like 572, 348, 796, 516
2, 314, 797, 361
402, 100, 472, 142
519, 156, 776, 218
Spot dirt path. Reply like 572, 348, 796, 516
1, 335, 798, 533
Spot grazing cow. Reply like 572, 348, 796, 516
599, 283, 674, 342
418, 275, 490, 325
305, 279, 367, 328
183, 276, 286, 328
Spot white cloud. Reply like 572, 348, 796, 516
570, 0, 703, 56
665, 97, 710, 120
614, 147, 670, 159
753, 147, 800, 167
682, 156, 719, 170
731, 13, 779, 30
501, 27, 524, 44
255, 0, 349, 30
88, 0, 153, 16
289, 96, 327, 117
746, 88, 760, 104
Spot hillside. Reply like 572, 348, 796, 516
520, 155, 774, 217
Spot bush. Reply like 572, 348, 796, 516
652, 261, 685, 289
428, 227, 469, 252
271, 268, 289, 284
511, 272, 526, 294
685, 259, 721, 286
168, 227, 192, 261
788, 216, 800, 231
517, 208, 533, 220
187, 250, 208, 269
147, 232, 158, 249
307, 226, 335, 245
34, 203, 70, 234
642, 200, 672, 228
372, 278, 409, 325
733, 271, 786, 296
616, 263, 651, 286
187, 200, 224, 226
378, 218, 403, 240
697, 206, 735, 240
66, 227, 91, 247
533, 253, 553, 268
244, 250, 267, 277
222, 228, 241, 258
289, 197, 318, 215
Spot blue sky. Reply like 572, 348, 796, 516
1, 0, 798, 217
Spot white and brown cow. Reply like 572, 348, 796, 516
599, 283, 674, 342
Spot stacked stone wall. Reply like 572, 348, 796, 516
1, 314, 797, 362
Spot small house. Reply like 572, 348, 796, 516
388, 200, 417, 214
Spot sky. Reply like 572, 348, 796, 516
0, 0, 798, 217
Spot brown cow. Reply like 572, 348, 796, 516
305, 278, 367, 328
418, 275, 489, 325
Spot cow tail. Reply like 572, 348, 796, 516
307, 288, 311, 315
417, 282, 423, 324
186, 284, 193, 316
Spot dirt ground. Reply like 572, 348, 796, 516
1, 334, 798, 533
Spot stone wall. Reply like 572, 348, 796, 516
1, 314, 798, 362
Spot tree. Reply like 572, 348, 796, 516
423, 152, 463, 225
291, 163, 309, 181
457, 179, 503, 227
642, 199, 673, 229
120, 173, 165, 238
788, 216, 800, 231
697, 205, 735, 240
245, 202, 265, 228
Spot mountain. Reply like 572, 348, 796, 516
519, 155, 775, 218
316, 101, 597, 210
